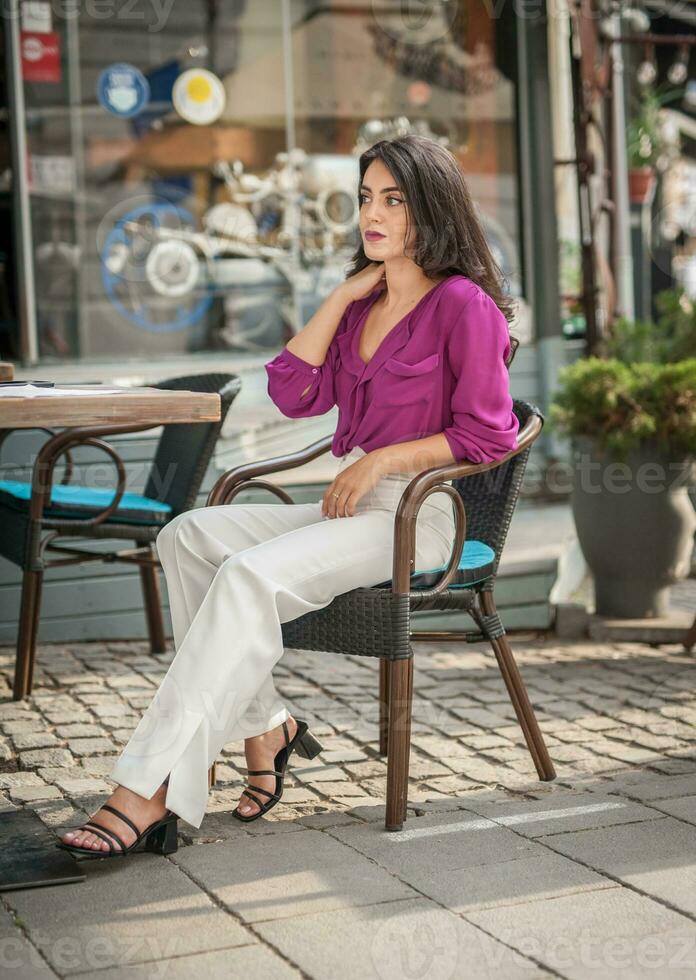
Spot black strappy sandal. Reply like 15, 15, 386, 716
56, 803, 179, 860
232, 718, 323, 823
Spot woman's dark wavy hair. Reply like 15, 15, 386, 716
344, 134, 516, 324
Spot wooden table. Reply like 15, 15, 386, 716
1, 383, 222, 701
0, 384, 221, 428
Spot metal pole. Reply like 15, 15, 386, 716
568, 1, 600, 355
281, 0, 296, 155
280, 0, 302, 334
516, 0, 563, 462
5, 0, 39, 364
609, 12, 635, 321
65, 0, 88, 359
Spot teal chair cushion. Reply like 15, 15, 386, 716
375, 539, 496, 590
0, 480, 172, 526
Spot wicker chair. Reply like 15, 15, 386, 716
0, 373, 241, 700
206, 391, 556, 831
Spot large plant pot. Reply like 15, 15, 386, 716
571, 437, 696, 618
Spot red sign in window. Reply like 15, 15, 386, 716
21, 31, 61, 83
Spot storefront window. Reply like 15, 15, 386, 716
7, 0, 523, 363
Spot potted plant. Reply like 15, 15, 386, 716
549, 287, 696, 618
626, 84, 674, 205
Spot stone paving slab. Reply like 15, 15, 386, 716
458, 791, 666, 838
542, 817, 696, 919
424, 851, 616, 914
170, 827, 414, 923
328, 812, 613, 913
255, 897, 551, 979
75, 944, 301, 980
467, 887, 696, 979
0, 905, 57, 978
331, 809, 535, 870
590, 772, 696, 803
646, 794, 696, 825
3, 854, 252, 975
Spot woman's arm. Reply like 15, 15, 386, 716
285, 288, 353, 367
265, 264, 387, 419
264, 289, 352, 418
372, 433, 456, 477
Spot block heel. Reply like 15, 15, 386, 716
144, 814, 179, 855
295, 728, 323, 760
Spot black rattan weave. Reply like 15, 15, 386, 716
144, 373, 241, 516
281, 589, 413, 660
280, 400, 538, 659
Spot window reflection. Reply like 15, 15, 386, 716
17, 0, 523, 362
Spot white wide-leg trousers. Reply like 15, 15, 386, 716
109, 447, 455, 828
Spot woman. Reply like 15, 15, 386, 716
58, 134, 519, 858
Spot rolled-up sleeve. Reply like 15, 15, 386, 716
442, 287, 519, 464
264, 343, 337, 419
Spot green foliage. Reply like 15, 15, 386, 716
551, 286, 696, 459
626, 83, 679, 170
604, 288, 696, 364
548, 357, 696, 461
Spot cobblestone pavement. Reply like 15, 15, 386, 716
1, 635, 696, 978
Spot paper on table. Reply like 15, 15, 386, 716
0, 385, 131, 398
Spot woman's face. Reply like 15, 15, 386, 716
359, 159, 414, 262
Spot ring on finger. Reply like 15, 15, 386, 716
331, 490, 343, 517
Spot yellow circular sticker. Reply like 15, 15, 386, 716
172, 69, 225, 125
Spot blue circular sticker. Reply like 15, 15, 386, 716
97, 63, 149, 118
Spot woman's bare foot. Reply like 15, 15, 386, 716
60, 782, 169, 853
236, 717, 298, 818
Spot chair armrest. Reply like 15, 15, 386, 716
0, 420, 159, 471
0, 426, 76, 485
389, 410, 543, 598
207, 433, 334, 506
391, 482, 468, 601
26, 424, 146, 526
206, 406, 540, 510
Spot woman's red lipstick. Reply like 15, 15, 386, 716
365, 231, 385, 241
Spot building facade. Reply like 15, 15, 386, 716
0, 1, 569, 643
2, 1, 561, 370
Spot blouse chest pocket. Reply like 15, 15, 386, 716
372, 352, 441, 406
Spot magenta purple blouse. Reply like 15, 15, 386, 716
264, 274, 519, 464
